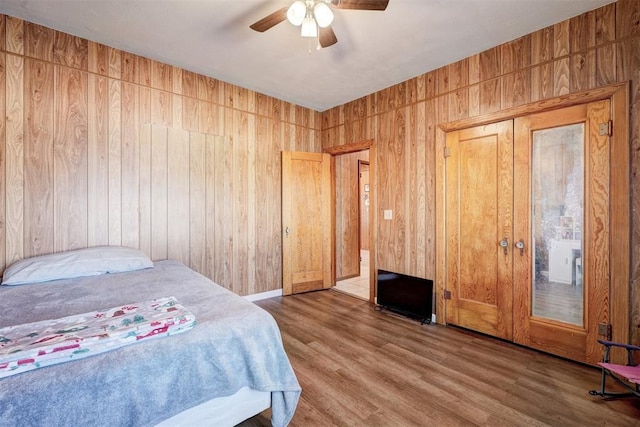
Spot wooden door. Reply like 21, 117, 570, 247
513, 101, 611, 364
445, 121, 514, 340
282, 151, 332, 295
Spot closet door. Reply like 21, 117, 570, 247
444, 121, 513, 340
513, 101, 611, 365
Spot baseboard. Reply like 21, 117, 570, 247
244, 289, 283, 302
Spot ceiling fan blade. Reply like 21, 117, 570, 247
319, 26, 338, 48
249, 7, 288, 32
330, 0, 389, 11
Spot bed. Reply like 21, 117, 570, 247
0, 247, 301, 427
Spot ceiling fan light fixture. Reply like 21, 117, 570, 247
313, 2, 334, 28
301, 15, 318, 37
286, 0, 306, 26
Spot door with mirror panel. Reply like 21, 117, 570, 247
445, 100, 611, 364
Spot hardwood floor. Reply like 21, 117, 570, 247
240, 290, 640, 426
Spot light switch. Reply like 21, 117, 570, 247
383, 210, 393, 220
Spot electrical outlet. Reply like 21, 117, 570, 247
383, 210, 393, 220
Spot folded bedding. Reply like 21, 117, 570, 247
0, 296, 196, 378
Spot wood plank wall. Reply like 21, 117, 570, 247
0, 14, 321, 296
321, 0, 640, 344
335, 150, 369, 280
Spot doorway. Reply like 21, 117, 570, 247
334, 154, 370, 300
443, 97, 627, 365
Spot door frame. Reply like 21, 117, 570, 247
435, 82, 630, 349
325, 140, 377, 303
358, 160, 370, 259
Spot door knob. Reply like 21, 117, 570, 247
515, 239, 525, 256
499, 237, 508, 255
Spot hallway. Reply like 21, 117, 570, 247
334, 250, 369, 300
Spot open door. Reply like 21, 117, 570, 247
282, 151, 332, 295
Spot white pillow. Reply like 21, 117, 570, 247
1, 246, 154, 286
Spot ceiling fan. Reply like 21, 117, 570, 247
250, 0, 389, 48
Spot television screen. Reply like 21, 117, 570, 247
377, 270, 433, 324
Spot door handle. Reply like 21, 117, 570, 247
285, 226, 290, 236
499, 237, 508, 255
515, 239, 525, 256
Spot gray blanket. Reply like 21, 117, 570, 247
0, 260, 300, 427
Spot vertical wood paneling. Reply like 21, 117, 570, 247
121, 52, 139, 84
617, 0, 640, 38
189, 132, 206, 274
173, 93, 182, 131
502, 70, 531, 109
531, 26, 553, 65
415, 102, 426, 278
150, 125, 168, 261
0, 14, 325, 297
151, 89, 172, 127
407, 105, 418, 275
87, 74, 109, 246
480, 78, 501, 114
571, 50, 596, 92
25, 22, 53, 62
183, 97, 199, 132
53, 31, 87, 70
5, 54, 24, 265
596, 3, 616, 44
502, 36, 531, 74
182, 70, 197, 98
233, 110, 248, 295
479, 47, 501, 81
53, 66, 88, 252
448, 88, 469, 120
108, 79, 122, 245
24, 59, 54, 257
531, 63, 554, 101
570, 11, 596, 52
213, 134, 232, 287
138, 56, 151, 87
139, 86, 151, 124
151, 60, 172, 91
0, 15, 6, 51
1, 2, 639, 312
204, 134, 216, 280
108, 47, 121, 79
121, 82, 140, 248
88, 41, 107, 75
138, 124, 152, 256
554, 20, 570, 58
597, 44, 617, 86
5, 17, 23, 55
553, 58, 571, 96
246, 113, 256, 294
167, 128, 189, 265
0, 52, 6, 271
424, 99, 437, 281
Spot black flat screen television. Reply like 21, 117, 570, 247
376, 269, 434, 324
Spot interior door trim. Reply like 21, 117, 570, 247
435, 82, 630, 350
324, 139, 377, 303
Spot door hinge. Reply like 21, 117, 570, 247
444, 147, 451, 158
443, 290, 452, 300
597, 322, 612, 340
599, 120, 613, 137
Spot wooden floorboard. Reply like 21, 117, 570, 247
239, 290, 640, 426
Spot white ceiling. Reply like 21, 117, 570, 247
0, 0, 614, 112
